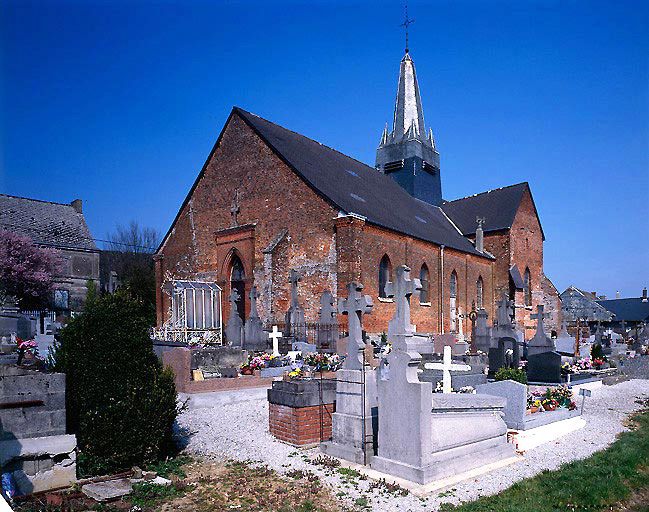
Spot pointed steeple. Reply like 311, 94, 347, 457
392, 52, 428, 143
375, 51, 442, 206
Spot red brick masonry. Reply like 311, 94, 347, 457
269, 402, 334, 447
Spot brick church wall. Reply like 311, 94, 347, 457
156, 113, 339, 327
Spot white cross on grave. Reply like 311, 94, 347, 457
425, 345, 471, 393
268, 325, 283, 356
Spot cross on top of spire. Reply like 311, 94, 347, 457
400, 3, 415, 54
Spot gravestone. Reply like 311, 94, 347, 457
372, 265, 513, 484
527, 305, 555, 357
243, 287, 267, 351
488, 336, 520, 376
527, 351, 562, 383
554, 320, 576, 355
316, 290, 337, 352
476, 380, 528, 430
320, 282, 376, 464
284, 270, 306, 342
224, 289, 243, 347
473, 308, 491, 354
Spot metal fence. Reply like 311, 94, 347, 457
262, 321, 347, 352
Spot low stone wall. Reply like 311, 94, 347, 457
268, 379, 336, 447
0, 366, 77, 495
162, 347, 273, 394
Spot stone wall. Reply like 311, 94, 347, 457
0, 366, 76, 495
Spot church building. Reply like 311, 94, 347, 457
154, 49, 561, 340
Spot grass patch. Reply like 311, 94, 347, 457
144, 454, 192, 478
440, 400, 649, 512
130, 481, 188, 508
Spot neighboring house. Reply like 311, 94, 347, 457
0, 194, 99, 331
596, 288, 649, 332
560, 286, 614, 323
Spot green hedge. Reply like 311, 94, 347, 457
55, 292, 181, 476
494, 366, 528, 384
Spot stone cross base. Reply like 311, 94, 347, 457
319, 368, 376, 465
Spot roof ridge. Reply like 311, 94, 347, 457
233, 107, 377, 172
444, 182, 529, 203
0, 193, 77, 209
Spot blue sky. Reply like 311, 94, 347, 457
1, 0, 647, 299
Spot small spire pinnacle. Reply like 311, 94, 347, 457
400, 3, 415, 54
380, 123, 389, 146
428, 127, 436, 149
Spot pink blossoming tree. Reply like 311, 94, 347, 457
0, 230, 62, 310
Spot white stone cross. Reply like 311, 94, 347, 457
426, 345, 471, 393
268, 325, 283, 356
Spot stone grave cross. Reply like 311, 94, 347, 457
319, 290, 336, 323
230, 189, 240, 227
531, 304, 548, 338
228, 289, 240, 317
268, 325, 283, 356
338, 282, 373, 370
426, 345, 471, 393
289, 269, 301, 308
496, 293, 514, 327
249, 286, 260, 319
385, 265, 421, 336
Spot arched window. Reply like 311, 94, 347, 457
378, 255, 392, 298
230, 253, 246, 321
449, 270, 458, 332
419, 264, 430, 304
524, 267, 532, 307
476, 276, 484, 309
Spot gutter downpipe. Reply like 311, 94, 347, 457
440, 245, 445, 334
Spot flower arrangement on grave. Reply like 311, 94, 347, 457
302, 352, 343, 372
592, 357, 605, 369
458, 386, 475, 394
15, 337, 39, 365
526, 385, 576, 413
287, 367, 305, 380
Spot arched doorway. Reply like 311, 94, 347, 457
230, 254, 246, 322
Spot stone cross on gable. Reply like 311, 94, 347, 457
385, 265, 421, 336
531, 304, 548, 336
476, 217, 486, 229
268, 325, 283, 356
230, 189, 240, 227
496, 293, 514, 327
289, 269, 301, 307
319, 290, 336, 324
338, 282, 373, 370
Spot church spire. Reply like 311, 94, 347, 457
375, 44, 442, 205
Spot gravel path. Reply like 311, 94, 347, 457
177, 379, 648, 511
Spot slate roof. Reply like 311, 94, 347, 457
231, 108, 489, 258
441, 183, 545, 240
0, 194, 97, 251
596, 298, 649, 323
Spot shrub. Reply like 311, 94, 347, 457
55, 291, 181, 476
494, 367, 528, 384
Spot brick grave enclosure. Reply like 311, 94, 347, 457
162, 347, 274, 393
267, 379, 336, 447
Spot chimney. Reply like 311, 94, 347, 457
643, 287, 648, 302
71, 199, 83, 213
616, 291, 621, 299
475, 216, 485, 253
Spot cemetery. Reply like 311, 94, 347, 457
0, 5, 646, 507
2, 255, 649, 510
